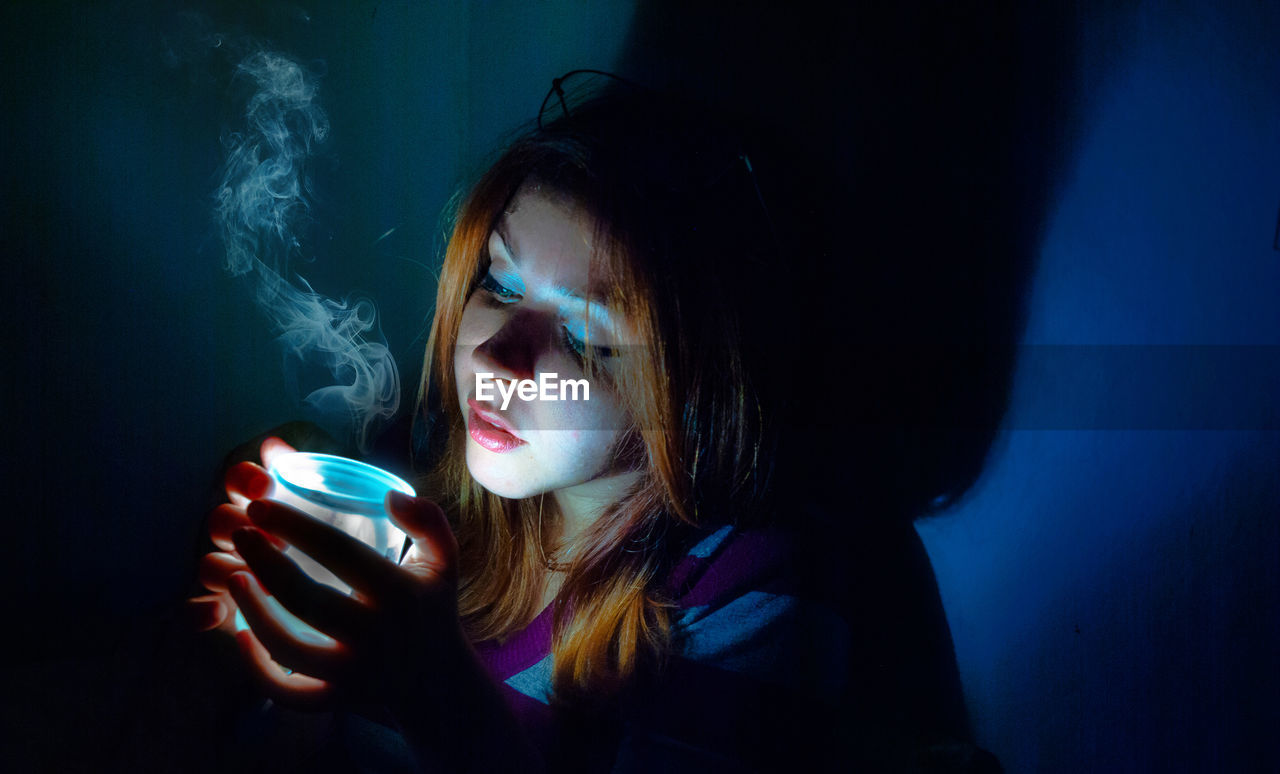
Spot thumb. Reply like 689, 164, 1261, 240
386, 491, 457, 580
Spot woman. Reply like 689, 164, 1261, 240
190, 85, 975, 772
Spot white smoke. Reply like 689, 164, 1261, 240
214, 50, 399, 450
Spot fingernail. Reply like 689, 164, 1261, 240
229, 571, 251, 593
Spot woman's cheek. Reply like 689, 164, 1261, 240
539, 388, 629, 471
538, 429, 624, 480
536, 376, 625, 433
456, 300, 497, 347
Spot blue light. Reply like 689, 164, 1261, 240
268, 452, 415, 517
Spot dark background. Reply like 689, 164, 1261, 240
3, 1, 1277, 771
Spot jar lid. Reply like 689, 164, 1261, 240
269, 452, 416, 517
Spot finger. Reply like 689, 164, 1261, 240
260, 436, 296, 470
209, 503, 287, 551
233, 526, 372, 643
208, 504, 252, 551
225, 461, 272, 507
214, 591, 241, 635
199, 551, 247, 593
228, 571, 350, 681
247, 499, 406, 597
386, 492, 458, 582
233, 627, 334, 711
186, 594, 228, 632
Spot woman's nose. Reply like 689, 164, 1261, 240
472, 308, 554, 380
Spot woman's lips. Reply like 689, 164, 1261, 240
467, 399, 526, 453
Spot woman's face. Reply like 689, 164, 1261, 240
454, 185, 634, 500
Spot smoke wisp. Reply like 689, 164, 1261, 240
214, 50, 398, 451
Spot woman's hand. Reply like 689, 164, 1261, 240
190, 436, 541, 771
188, 436, 297, 634
224, 489, 464, 711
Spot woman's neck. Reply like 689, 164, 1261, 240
534, 470, 641, 610
550, 469, 641, 548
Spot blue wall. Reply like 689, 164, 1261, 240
918, 3, 1280, 770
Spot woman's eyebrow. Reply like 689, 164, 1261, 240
554, 292, 618, 334
549, 285, 616, 314
493, 220, 609, 310
551, 287, 587, 302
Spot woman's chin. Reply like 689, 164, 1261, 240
475, 479, 538, 500
466, 447, 540, 499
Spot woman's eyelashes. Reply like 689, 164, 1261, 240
478, 271, 520, 302
561, 326, 615, 360
479, 271, 615, 360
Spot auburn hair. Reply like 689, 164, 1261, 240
415, 91, 781, 702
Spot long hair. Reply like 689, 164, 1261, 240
415, 90, 782, 701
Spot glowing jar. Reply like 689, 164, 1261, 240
267, 452, 415, 590
234, 452, 416, 644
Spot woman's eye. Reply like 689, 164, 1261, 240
478, 272, 519, 301
562, 327, 615, 360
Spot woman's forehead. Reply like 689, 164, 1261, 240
500, 186, 593, 241
491, 191, 598, 293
